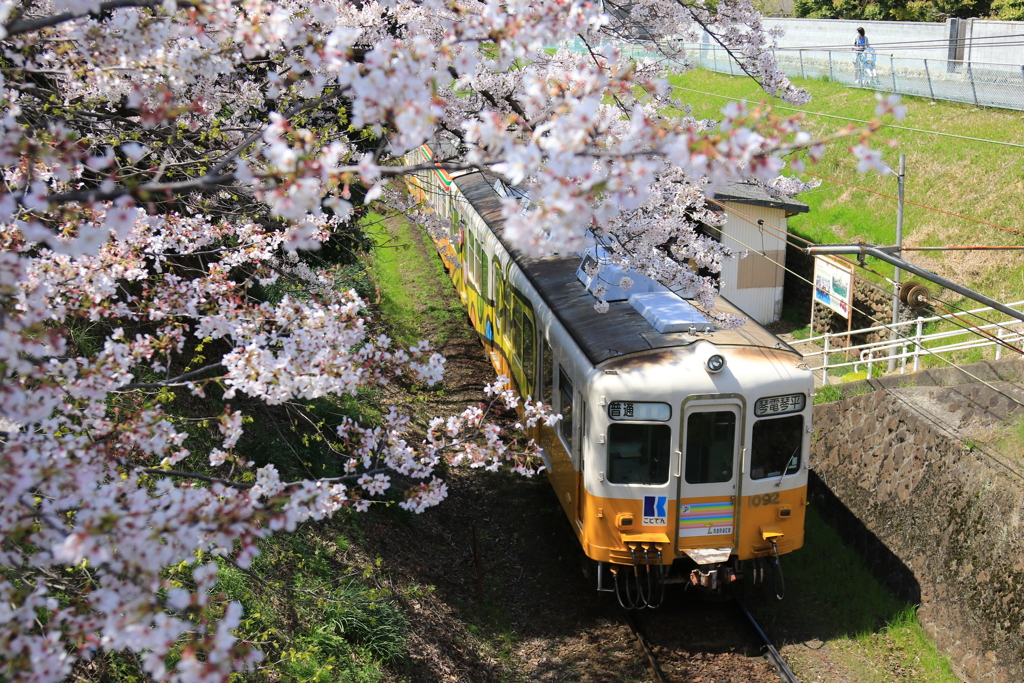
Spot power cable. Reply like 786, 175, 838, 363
717, 220, 1024, 409
768, 32, 1024, 52
621, 48, 1024, 386
922, 290, 1024, 346
666, 83, 1024, 150
926, 297, 1023, 355
775, 34, 1024, 53
800, 171, 1024, 238
703, 197, 1024, 360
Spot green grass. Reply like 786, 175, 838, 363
668, 68, 1024, 308
362, 211, 470, 348
814, 384, 844, 404
855, 606, 959, 681
756, 508, 958, 682
217, 523, 410, 683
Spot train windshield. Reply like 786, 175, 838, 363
607, 423, 671, 485
685, 411, 736, 484
750, 414, 803, 480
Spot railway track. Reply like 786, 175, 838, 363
738, 601, 800, 683
622, 602, 798, 683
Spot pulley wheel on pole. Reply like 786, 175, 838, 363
899, 281, 930, 308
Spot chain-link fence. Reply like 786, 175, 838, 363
678, 42, 1024, 111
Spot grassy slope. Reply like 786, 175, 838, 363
670, 71, 968, 679
668, 70, 1024, 304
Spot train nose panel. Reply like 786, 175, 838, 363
683, 547, 733, 565
677, 498, 737, 551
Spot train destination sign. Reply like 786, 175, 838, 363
607, 401, 671, 421
754, 393, 806, 417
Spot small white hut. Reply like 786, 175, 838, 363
707, 183, 809, 325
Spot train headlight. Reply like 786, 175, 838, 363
705, 354, 726, 373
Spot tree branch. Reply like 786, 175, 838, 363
5, 0, 194, 37
115, 363, 224, 391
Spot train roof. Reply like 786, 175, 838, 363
452, 171, 796, 367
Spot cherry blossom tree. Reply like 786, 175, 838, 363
0, 1, 903, 680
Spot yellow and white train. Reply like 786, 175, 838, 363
406, 145, 814, 607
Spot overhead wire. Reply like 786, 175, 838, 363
702, 197, 1024, 365
925, 296, 1023, 354
774, 33, 1024, 52
800, 171, 1024, 238
698, 173, 1024, 485
631, 43, 1024, 464
625, 47, 1024, 358
666, 83, 1024, 150
920, 290, 1024, 347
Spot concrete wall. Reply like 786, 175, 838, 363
764, 18, 951, 59
811, 359, 1024, 682
963, 20, 1024, 65
745, 18, 1024, 65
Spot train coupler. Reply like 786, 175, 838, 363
690, 565, 738, 591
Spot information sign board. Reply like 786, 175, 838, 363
813, 256, 854, 319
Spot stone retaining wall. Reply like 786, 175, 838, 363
811, 359, 1024, 682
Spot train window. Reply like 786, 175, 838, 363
607, 423, 671, 485
465, 229, 476, 287
478, 243, 489, 299
559, 369, 574, 450
522, 314, 535, 387
541, 339, 553, 406
684, 411, 736, 484
750, 415, 802, 480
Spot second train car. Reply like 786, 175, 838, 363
405, 144, 814, 608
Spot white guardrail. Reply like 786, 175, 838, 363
788, 301, 1024, 386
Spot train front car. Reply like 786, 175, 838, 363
404, 160, 812, 609
581, 310, 814, 609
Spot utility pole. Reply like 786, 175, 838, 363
887, 154, 906, 373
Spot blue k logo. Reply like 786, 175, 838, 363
643, 496, 667, 518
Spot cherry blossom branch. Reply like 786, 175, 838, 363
20, 174, 237, 209
139, 468, 254, 489
4, 0, 193, 37
115, 363, 224, 391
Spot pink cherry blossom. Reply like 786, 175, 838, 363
0, 1, 900, 680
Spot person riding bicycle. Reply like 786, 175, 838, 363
853, 27, 870, 85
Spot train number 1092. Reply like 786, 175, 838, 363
748, 493, 780, 507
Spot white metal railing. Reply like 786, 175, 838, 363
663, 42, 1024, 112
789, 301, 1024, 385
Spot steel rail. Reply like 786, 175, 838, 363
738, 602, 800, 683
623, 610, 667, 683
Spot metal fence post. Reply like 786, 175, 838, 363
829, 51, 834, 82
822, 332, 831, 386
924, 59, 935, 101
996, 327, 1005, 361
913, 319, 923, 372
967, 61, 979, 105
800, 50, 805, 79
890, 54, 896, 92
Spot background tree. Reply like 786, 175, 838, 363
794, 0, 992, 19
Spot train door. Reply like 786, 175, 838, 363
677, 398, 744, 552
576, 398, 586, 528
